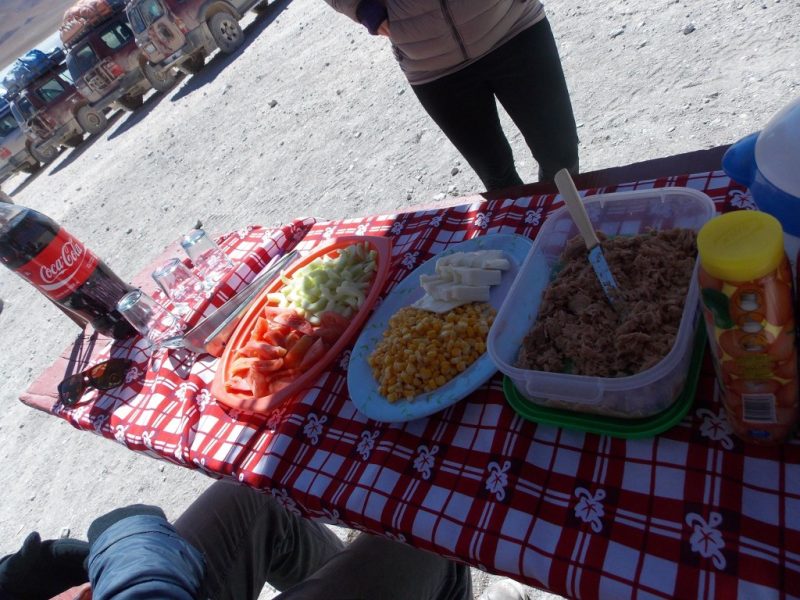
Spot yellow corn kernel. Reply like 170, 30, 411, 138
368, 303, 497, 402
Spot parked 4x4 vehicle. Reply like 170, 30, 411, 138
0, 98, 40, 182
62, 1, 169, 112
4, 50, 107, 166
125, 0, 267, 79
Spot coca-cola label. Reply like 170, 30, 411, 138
16, 228, 98, 300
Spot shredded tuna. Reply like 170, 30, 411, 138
517, 229, 696, 377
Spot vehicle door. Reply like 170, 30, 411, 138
67, 18, 138, 100
35, 72, 80, 130
98, 18, 141, 72
30, 74, 73, 136
9, 92, 50, 140
128, 0, 186, 63
0, 109, 22, 163
67, 41, 108, 101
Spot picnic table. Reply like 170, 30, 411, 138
20, 146, 800, 599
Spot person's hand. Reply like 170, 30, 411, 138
377, 20, 391, 37
0, 532, 89, 599
50, 582, 92, 600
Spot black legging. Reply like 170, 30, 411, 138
412, 18, 579, 191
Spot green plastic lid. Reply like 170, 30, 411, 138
503, 327, 706, 439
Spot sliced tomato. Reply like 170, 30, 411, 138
262, 329, 288, 348
315, 311, 350, 345
299, 337, 328, 372
239, 340, 286, 360
251, 358, 285, 373
318, 310, 350, 331
273, 324, 292, 336
283, 330, 303, 351
225, 375, 251, 393
314, 326, 340, 346
262, 306, 300, 318
284, 334, 316, 368
230, 356, 258, 376
271, 310, 315, 336
247, 367, 272, 399
253, 317, 269, 339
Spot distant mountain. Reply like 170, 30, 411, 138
0, 0, 76, 68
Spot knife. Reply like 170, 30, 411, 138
554, 169, 625, 311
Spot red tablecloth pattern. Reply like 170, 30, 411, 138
51, 173, 799, 600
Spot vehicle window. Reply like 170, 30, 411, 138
59, 67, 75, 85
141, 0, 165, 23
36, 77, 68, 102
0, 113, 18, 137
67, 44, 99, 78
128, 7, 146, 34
100, 22, 134, 50
11, 97, 35, 122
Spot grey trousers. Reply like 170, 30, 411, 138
174, 480, 473, 600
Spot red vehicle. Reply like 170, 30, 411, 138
8, 62, 107, 164
125, 0, 268, 79
63, 8, 164, 112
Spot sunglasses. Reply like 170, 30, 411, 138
58, 359, 133, 407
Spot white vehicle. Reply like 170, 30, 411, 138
0, 99, 40, 182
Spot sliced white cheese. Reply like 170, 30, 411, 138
442, 285, 491, 302
411, 295, 464, 313
436, 265, 502, 286
419, 275, 452, 300
437, 250, 508, 269
414, 250, 508, 313
482, 258, 510, 271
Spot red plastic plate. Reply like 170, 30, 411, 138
211, 236, 391, 414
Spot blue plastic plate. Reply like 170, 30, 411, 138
348, 234, 533, 423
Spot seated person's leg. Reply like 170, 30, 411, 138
174, 480, 344, 600
276, 532, 472, 600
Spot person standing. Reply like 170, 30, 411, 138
322, 0, 579, 190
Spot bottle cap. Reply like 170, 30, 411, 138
697, 210, 785, 282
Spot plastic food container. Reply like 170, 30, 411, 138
487, 188, 716, 418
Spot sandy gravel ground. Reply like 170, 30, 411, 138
0, 0, 797, 597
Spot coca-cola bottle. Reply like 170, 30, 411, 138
0, 202, 136, 339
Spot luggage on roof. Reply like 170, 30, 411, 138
2, 49, 64, 96
60, 0, 126, 47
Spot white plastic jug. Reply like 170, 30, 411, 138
723, 97, 800, 263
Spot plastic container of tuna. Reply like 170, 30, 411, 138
487, 187, 716, 418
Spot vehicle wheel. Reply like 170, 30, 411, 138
208, 12, 244, 54
253, 1, 270, 13
64, 134, 84, 148
29, 143, 57, 165
76, 105, 108, 135
143, 61, 177, 93
180, 53, 205, 75
19, 161, 41, 175
117, 94, 144, 111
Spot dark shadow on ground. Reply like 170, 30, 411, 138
170, 0, 293, 103
6, 160, 51, 195
48, 110, 124, 175
107, 74, 185, 141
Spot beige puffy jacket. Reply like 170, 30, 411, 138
324, 0, 545, 84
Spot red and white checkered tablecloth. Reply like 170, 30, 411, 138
52, 173, 799, 600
